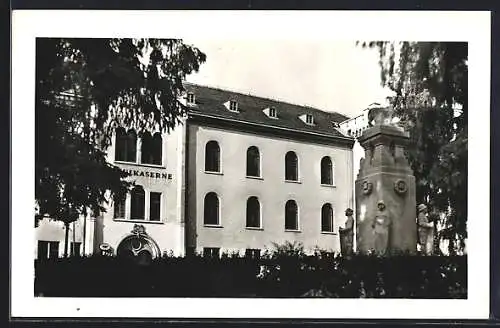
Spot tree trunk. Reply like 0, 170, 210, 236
433, 221, 440, 255
82, 214, 87, 256
72, 222, 76, 256
64, 222, 69, 258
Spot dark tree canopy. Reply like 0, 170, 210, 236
36, 38, 206, 224
358, 41, 467, 253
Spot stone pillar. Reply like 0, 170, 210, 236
355, 124, 417, 254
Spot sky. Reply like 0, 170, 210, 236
184, 39, 394, 119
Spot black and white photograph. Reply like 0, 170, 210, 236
11, 10, 490, 319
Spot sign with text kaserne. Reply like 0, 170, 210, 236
121, 168, 171, 180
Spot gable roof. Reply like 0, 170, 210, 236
184, 83, 351, 140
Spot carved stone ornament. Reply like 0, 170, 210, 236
362, 180, 373, 195
131, 224, 147, 236
394, 179, 408, 195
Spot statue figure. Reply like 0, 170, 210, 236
371, 200, 392, 255
417, 204, 434, 255
339, 208, 354, 255
368, 107, 394, 127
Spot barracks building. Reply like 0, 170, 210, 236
35, 83, 356, 260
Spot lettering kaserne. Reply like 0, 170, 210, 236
123, 169, 168, 179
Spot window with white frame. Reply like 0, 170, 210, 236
285, 199, 299, 230
285, 151, 299, 181
229, 100, 238, 112
141, 132, 162, 165
321, 156, 334, 185
203, 247, 220, 258
205, 140, 221, 172
321, 203, 334, 232
130, 186, 146, 220
306, 114, 314, 124
246, 196, 261, 228
113, 195, 126, 219
269, 107, 277, 118
113, 187, 163, 222
204, 192, 220, 225
149, 192, 161, 221
115, 127, 137, 163
187, 92, 195, 105
246, 146, 261, 177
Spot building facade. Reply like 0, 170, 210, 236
35, 83, 356, 260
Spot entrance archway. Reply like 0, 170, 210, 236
116, 224, 161, 265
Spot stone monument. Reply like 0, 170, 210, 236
355, 107, 417, 254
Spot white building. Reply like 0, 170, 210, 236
35, 83, 356, 260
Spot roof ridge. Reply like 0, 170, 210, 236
184, 81, 348, 118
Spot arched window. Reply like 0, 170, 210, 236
130, 186, 145, 220
246, 196, 261, 228
141, 132, 163, 165
246, 146, 261, 177
321, 203, 334, 232
285, 200, 298, 230
321, 156, 333, 185
285, 151, 298, 181
115, 127, 127, 161
204, 192, 219, 225
205, 141, 221, 172
126, 129, 137, 162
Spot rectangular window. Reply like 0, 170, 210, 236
131, 187, 145, 220
150, 192, 161, 221
49, 241, 59, 259
203, 247, 220, 259
70, 242, 81, 257
306, 114, 314, 124
245, 248, 261, 259
114, 196, 126, 218
229, 100, 238, 112
37, 241, 49, 260
187, 92, 195, 104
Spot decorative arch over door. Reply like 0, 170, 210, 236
116, 224, 161, 265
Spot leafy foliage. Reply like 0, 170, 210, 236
358, 41, 467, 253
36, 38, 206, 224
268, 241, 306, 258
35, 252, 467, 298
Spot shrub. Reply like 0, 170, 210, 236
34, 252, 467, 298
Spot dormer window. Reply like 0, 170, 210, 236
306, 114, 314, 124
299, 113, 315, 125
187, 92, 195, 105
229, 100, 238, 112
263, 106, 278, 119
269, 107, 277, 118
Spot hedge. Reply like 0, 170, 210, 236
34, 253, 466, 298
